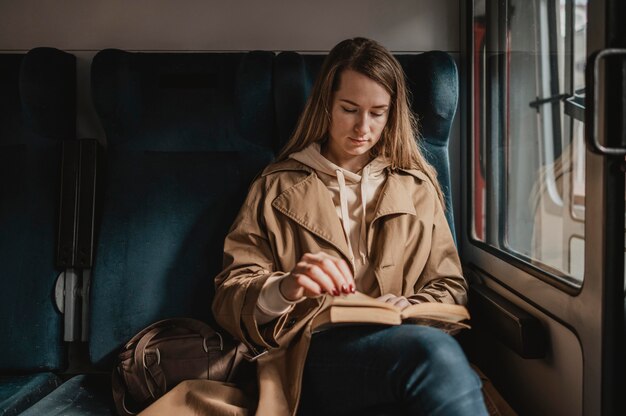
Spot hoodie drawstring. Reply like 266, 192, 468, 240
336, 167, 370, 268
335, 169, 355, 266
358, 166, 369, 264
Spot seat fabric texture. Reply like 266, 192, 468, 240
88, 49, 276, 368
0, 48, 75, 415
20, 375, 115, 416
0, 374, 62, 416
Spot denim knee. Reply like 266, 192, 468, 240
388, 326, 485, 415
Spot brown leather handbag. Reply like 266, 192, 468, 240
111, 318, 245, 416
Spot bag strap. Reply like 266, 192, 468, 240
131, 318, 225, 398
123, 318, 217, 349
132, 326, 169, 399
112, 365, 138, 416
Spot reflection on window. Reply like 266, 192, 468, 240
471, 0, 587, 287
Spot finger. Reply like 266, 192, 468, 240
333, 257, 355, 288
397, 300, 412, 310
302, 254, 345, 293
390, 296, 407, 306
376, 293, 396, 303
296, 262, 340, 295
392, 297, 411, 310
314, 253, 355, 291
317, 256, 351, 293
292, 273, 324, 297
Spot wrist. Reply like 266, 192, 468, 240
279, 275, 304, 302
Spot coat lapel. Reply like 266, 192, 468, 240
369, 172, 419, 295
271, 173, 353, 262
371, 172, 417, 224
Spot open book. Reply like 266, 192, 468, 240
311, 292, 471, 334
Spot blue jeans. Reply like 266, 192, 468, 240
297, 325, 488, 416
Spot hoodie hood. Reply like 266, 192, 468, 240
289, 142, 390, 183
289, 143, 390, 275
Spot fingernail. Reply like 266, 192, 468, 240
350, 284, 355, 293
332, 289, 340, 296
341, 284, 349, 294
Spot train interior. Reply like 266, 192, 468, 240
1, 1, 624, 415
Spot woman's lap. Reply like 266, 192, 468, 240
297, 324, 487, 416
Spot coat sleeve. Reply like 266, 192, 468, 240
211, 177, 289, 354
408, 184, 468, 306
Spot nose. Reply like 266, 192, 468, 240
354, 113, 370, 136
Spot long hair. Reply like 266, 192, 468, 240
276, 37, 444, 206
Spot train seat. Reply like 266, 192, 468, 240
22, 49, 277, 415
87, 49, 276, 368
0, 48, 76, 415
274, 50, 459, 238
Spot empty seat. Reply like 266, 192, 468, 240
23, 49, 277, 414
88, 49, 276, 367
0, 47, 76, 415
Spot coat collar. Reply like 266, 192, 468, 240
266, 160, 426, 263
271, 172, 352, 260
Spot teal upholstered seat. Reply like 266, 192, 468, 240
88, 49, 276, 368
0, 48, 75, 415
26, 50, 277, 415
0, 374, 62, 416
20, 375, 114, 416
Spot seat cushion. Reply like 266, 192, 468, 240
20, 375, 115, 416
0, 373, 61, 416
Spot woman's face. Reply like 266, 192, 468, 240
324, 69, 391, 172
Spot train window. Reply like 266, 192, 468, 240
471, 0, 588, 286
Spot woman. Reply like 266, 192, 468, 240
212, 38, 488, 416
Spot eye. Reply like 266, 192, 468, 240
341, 106, 357, 113
370, 111, 386, 118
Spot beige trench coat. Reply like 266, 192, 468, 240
212, 158, 467, 416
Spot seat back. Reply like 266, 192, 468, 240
0, 48, 75, 372
274, 51, 459, 237
88, 49, 276, 366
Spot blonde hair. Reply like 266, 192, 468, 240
276, 37, 444, 206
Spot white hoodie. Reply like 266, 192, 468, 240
255, 143, 391, 323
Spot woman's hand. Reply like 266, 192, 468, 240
377, 294, 412, 310
279, 252, 355, 301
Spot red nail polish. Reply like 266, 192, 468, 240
350, 284, 355, 293
332, 289, 340, 296
341, 284, 349, 293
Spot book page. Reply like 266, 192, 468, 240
400, 302, 470, 322
325, 292, 399, 311
311, 292, 471, 335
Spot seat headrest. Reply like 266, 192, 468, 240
273, 52, 325, 148
91, 49, 275, 152
19, 47, 76, 141
396, 51, 458, 146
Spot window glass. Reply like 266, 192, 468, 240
472, 0, 588, 286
